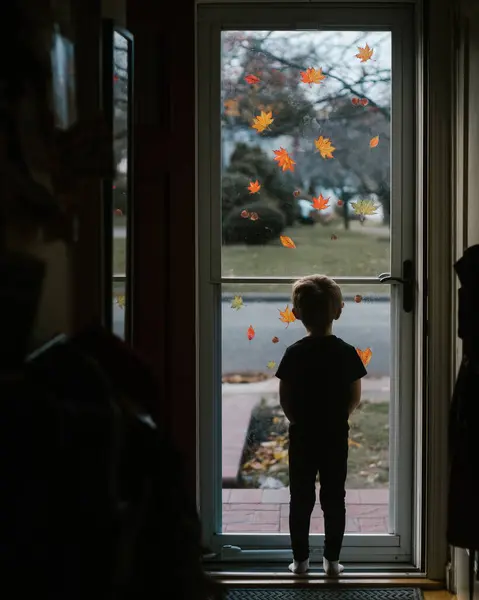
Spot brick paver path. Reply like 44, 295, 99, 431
222, 487, 389, 533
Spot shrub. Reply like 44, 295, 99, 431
223, 201, 286, 245
228, 143, 300, 225
221, 171, 257, 221
113, 173, 128, 213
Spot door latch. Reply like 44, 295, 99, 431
378, 259, 414, 313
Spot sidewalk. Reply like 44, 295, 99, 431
222, 487, 390, 533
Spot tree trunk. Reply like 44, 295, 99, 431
380, 191, 390, 226
342, 191, 352, 231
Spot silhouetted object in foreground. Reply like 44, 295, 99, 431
447, 244, 479, 600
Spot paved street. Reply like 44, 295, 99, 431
221, 297, 390, 377
113, 297, 390, 377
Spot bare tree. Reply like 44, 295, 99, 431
222, 31, 392, 225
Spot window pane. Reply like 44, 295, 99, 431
221, 30, 391, 278
112, 31, 129, 339
222, 284, 391, 534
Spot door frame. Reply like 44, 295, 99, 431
197, 2, 417, 566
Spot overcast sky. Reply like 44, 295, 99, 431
222, 30, 391, 104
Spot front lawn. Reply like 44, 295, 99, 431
240, 398, 389, 489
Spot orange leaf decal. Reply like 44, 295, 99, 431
280, 235, 296, 249
272, 336, 279, 344
241, 210, 250, 219
114, 208, 123, 216
300, 67, 326, 86
224, 99, 240, 117
252, 110, 274, 133
370, 135, 379, 148
314, 136, 335, 159
355, 43, 374, 63
331, 233, 338, 241
356, 347, 372, 367
278, 305, 296, 328
273, 147, 296, 172
354, 295, 363, 303
337, 199, 343, 207
293, 190, 301, 197
352, 97, 369, 106
244, 74, 260, 84
247, 325, 255, 341
312, 193, 330, 210
248, 180, 261, 194
249, 212, 259, 221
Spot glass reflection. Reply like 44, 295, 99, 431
221, 284, 390, 534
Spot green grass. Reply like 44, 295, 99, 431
113, 217, 391, 295
347, 401, 389, 488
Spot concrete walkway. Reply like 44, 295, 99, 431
222, 487, 390, 533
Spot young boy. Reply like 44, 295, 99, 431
275, 274, 367, 576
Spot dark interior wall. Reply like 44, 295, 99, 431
127, 0, 197, 493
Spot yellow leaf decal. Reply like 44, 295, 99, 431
355, 43, 374, 63
115, 295, 126, 309
314, 136, 335, 159
278, 304, 296, 327
231, 295, 244, 310
252, 110, 274, 133
224, 99, 240, 117
267, 360, 276, 370
350, 198, 379, 223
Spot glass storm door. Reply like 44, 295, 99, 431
197, 3, 416, 565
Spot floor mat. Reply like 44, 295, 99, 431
226, 589, 423, 600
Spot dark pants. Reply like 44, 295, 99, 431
288, 426, 348, 562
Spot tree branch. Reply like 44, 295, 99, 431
243, 42, 390, 121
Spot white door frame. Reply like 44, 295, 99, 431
197, 2, 420, 567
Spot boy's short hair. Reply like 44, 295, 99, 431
292, 274, 343, 331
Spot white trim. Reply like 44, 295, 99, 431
423, 0, 456, 582
197, 2, 417, 565
412, 0, 426, 574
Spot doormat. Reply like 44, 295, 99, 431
226, 589, 423, 600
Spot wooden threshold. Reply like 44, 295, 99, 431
212, 576, 445, 589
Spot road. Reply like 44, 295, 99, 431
113, 297, 390, 377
